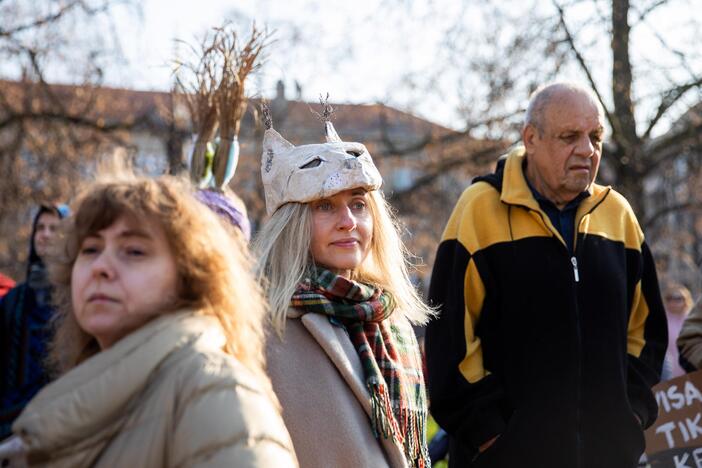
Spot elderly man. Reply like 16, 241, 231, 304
426, 82, 666, 467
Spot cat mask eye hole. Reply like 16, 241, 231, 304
300, 158, 322, 169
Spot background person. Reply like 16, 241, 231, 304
0, 204, 68, 440
254, 114, 433, 467
426, 82, 666, 468
1, 173, 297, 467
676, 288, 702, 372
0, 273, 14, 298
194, 188, 251, 242
661, 283, 692, 380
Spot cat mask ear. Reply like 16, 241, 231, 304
260, 94, 382, 217
324, 121, 342, 143
263, 128, 294, 157
260, 133, 382, 216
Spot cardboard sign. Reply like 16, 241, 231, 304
645, 370, 702, 467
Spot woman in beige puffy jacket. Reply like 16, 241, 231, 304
0, 173, 297, 467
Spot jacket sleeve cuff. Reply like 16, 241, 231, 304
627, 356, 660, 430
629, 395, 651, 429
458, 404, 508, 450
628, 379, 657, 429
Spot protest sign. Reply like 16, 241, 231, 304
645, 370, 702, 467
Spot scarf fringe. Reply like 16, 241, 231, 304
369, 380, 430, 467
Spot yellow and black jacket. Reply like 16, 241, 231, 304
426, 149, 667, 468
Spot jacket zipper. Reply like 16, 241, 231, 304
572, 252, 583, 468
503, 187, 611, 468
572, 218, 584, 468
516, 205, 586, 467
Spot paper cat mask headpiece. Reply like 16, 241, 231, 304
260, 105, 382, 216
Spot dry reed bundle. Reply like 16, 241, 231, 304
174, 33, 221, 185
212, 24, 268, 189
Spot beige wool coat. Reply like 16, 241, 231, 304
266, 308, 413, 468
10, 311, 298, 467
678, 302, 702, 369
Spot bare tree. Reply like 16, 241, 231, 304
388, 0, 702, 221
358, 0, 702, 286
0, 0, 141, 278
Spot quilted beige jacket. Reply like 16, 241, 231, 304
12, 311, 298, 467
266, 309, 411, 468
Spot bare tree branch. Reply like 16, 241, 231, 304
641, 118, 702, 177
642, 76, 702, 140
552, 1, 617, 135
0, 1, 83, 38
642, 201, 702, 230
388, 142, 512, 203
632, 0, 669, 24
0, 109, 147, 133
377, 106, 519, 159
0, 0, 142, 279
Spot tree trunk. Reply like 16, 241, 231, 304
610, 0, 646, 218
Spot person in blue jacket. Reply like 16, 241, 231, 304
0, 204, 68, 440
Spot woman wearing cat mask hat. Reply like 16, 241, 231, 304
254, 104, 433, 468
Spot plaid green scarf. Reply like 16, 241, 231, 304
291, 267, 430, 467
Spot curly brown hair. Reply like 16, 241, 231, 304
48, 171, 267, 375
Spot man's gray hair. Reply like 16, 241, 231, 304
524, 82, 604, 134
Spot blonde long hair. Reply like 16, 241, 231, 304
254, 189, 434, 335
49, 171, 267, 375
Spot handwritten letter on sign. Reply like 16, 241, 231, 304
645, 370, 702, 467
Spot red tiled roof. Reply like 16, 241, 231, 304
279, 100, 453, 138
0, 80, 453, 138
0, 80, 173, 126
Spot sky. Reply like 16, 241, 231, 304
2, 0, 697, 133
107, 0, 465, 127
102, 0, 699, 135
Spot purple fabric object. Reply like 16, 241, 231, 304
195, 189, 251, 241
